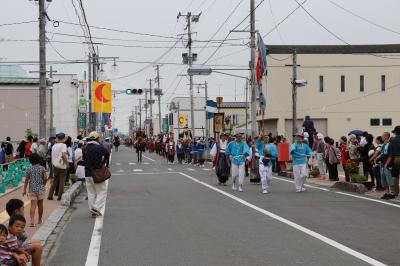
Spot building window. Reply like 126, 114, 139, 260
381, 75, 386, 91
360, 75, 364, 92
319, 76, 324, 92
382, 118, 392, 126
370, 118, 380, 126
341, 75, 345, 92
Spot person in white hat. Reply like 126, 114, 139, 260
290, 132, 313, 192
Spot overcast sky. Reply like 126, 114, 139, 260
1, 0, 399, 133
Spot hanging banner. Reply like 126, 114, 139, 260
179, 114, 185, 127
213, 113, 224, 133
93, 81, 112, 113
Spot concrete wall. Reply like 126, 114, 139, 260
260, 53, 400, 140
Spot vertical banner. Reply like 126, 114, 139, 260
93, 81, 112, 113
213, 113, 224, 133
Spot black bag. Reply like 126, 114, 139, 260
92, 166, 111, 183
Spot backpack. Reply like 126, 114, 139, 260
4, 142, 13, 155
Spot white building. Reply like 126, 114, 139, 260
258, 44, 400, 141
52, 74, 79, 137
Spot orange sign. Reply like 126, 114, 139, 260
93, 81, 112, 113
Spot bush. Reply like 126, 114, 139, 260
346, 160, 360, 175
351, 174, 367, 183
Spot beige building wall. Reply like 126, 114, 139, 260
260, 52, 400, 140
0, 85, 50, 141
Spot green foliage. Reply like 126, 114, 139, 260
25, 128, 38, 139
351, 174, 368, 183
346, 160, 360, 175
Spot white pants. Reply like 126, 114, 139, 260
259, 164, 272, 191
293, 164, 308, 190
231, 163, 245, 186
86, 177, 108, 214
316, 153, 326, 176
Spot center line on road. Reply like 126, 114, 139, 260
133, 169, 143, 172
143, 162, 150, 165
115, 163, 121, 166
129, 163, 136, 165
143, 155, 155, 162
187, 168, 195, 171
167, 168, 173, 171
85, 180, 109, 266
179, 172, 386, 266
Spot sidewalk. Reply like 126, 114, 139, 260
303, 173, 400, 203
0, 183, 61, 238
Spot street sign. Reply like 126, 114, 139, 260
216, 97, 223, 105
78, 113, 86, 129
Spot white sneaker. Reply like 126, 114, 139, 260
238, 186, 243, 192
301, 187, 306, 192
296, 189, 302, 193
232, 184, 237, 191
262, 190, 269, 194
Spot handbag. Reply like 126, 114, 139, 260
92, 165, 111, 184
53, 149, 67, 169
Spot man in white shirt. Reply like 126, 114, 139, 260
48, 133, 68, 201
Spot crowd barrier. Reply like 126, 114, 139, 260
0, 158, 30, 193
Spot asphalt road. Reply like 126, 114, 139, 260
47, 147, 400, 266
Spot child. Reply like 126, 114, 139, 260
1, 216, 30, 266
0, 224, 20, 266
23, 153, 48, 227
4, 199, 43, 266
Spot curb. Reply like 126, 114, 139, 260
32, 181, 84, 246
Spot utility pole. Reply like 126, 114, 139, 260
49, 66, 54, 137
88, 54, 93, 132
144, 85, 148, 121
292, 49, 298, 138
177, 102, 180, 134
139, 99, 142, 130
155, 65, 162, 134
245, 80, 249, 135
134, 106, 138, 130
187, 13, 195, 139
250, 0, 257, 138
38, 0, 47, 138
149, 79, 153, 118
204, 81, 209, 141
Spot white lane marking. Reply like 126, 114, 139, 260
335, 192, 400, 209
179, 172, 386, 266
187, 168, 195, 171
132, 172, 180, 175
202, 168, 211, 171
273, 176, 330, 192
143, 155, 155, 162
129, 163, 136, 165
133, 169, 143, 172
168, 168, 173, 171
85, 180, 109, 266
143, 162, 150, 165
115, 163, 121, 166
116, 169, 125, 173
274, 176, 400, 207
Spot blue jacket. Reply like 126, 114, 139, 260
226, 140, 250, 165
290, 142, 312, 165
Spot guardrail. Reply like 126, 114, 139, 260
0, 158, 31, 193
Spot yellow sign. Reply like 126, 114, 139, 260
216, 96, 223, 105
93, 81, 112, 113
179, 114, 185, 127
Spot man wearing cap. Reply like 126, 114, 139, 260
387, 126, 400, 197
226, 133, 250, 192
84, 131, 109, 217
48, 133, 68, 200
290, 132, 313, 192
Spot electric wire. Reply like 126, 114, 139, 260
0, 20, 37, 27
203, 0, 265, 64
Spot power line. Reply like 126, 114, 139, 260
77, 0, 95, 52
293, 0, 349, 44
263, 0, 307, 38
267, 0, 285, 43
109, 37, 183, 81
0, 20, 37, 27
203, 0, 265, 64
327, 0, 400, 37
198, 0, 245, 55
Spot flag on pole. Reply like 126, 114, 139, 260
93, 81, 112, 113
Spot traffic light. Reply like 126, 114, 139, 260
126, 88, 143, 95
